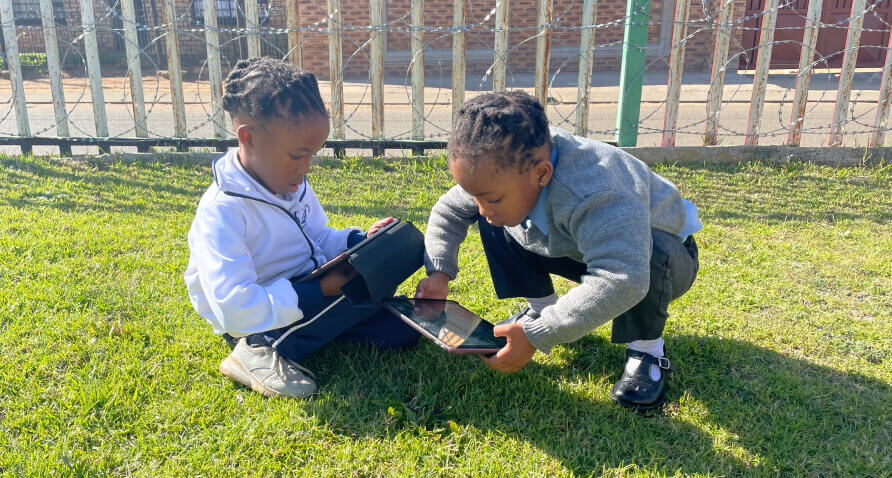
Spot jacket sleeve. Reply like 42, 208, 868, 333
190, 202, 306, 336
424, 185, 480, 279
302, 183, 362, 260
521, 189, 652, 353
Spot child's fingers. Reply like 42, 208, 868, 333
484, 325, 531, 372
367, 217, 394, 236
492, 324, 511, 338
372, 216, 394, 229
414, 279, 429, 297
414, 278, 448, 300
483, 339, 511, 361
481, 344, 511, 369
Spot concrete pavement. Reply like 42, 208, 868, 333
0, 69, 886, 155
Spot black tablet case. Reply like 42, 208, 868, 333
339, 220, 425, 306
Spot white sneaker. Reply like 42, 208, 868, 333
219, 339, 317, 399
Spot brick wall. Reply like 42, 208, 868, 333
7, 0, 88, 61
9, 0, 149, 69
5, 0, 745, 77
242, 0, 744, 76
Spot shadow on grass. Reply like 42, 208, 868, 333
294, 333, 889, 475
0, 157, 204, 215
3, 156, 889, 227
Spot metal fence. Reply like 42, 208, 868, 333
0, 0, 890, 156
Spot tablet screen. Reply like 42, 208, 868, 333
384, 297, 507, 352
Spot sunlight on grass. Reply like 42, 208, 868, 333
0, 154, 889, 476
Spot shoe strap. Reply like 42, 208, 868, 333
628, 349, 672, 370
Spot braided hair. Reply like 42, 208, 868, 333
448, 91, 550, 172
222, 57, 327, 123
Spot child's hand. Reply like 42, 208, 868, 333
367, 217, 395, 237
482, 323, 536, 372
415, 272, 450, 300
320, 262, 357, 296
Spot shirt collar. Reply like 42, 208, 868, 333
521, 146, 558, 235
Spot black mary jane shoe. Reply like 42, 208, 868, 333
610, 348, 671, 412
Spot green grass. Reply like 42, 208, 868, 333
0, 154, 889, 476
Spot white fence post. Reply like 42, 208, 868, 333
0, 0, 30, 152
493, 0, 509, 92
744, 0, 779, 146
203, 0, 225, 139
162, 0, 187, 141
704, 0, 734, 146
327, 0, 344, 143
828, 0, 867, 146
287, 0, 302, 67
79, 0, 108, 141
534, 0, 552, 106
370, 0, 385, 144
120, 0, 147, 140
411, 0, 425, 141
574, 0, 596, 137
38, 0, 69, 153
452, 0, 467, 127
662, 0, 692, 146
246, 0, 261, 58
869, 31, 892, 146
786, 0, 823, 146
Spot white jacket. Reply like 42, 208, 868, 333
184, 149, 359, 336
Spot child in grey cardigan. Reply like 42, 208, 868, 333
416, 91, 701, 411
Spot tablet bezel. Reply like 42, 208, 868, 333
294, 218, 402, 283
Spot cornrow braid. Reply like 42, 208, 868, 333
448, 90, 550, 172
222, 57, 327, 123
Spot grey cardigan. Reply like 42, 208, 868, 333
424, 127, 687, 353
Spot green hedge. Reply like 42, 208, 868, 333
0, 52, 86, 72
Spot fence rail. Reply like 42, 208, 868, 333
0, 0, 890, 156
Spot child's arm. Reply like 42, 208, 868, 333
420, 185, 480, 287
521, 190, 653, 354
317, 262, 357, 295
188, 203, 309, 336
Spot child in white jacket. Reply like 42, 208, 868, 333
185, 58, 419, 399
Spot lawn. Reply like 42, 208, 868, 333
0, 154, 889, 476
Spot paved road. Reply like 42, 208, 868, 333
0, 70, 886, 155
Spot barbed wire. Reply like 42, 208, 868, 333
0, 0, 888, 149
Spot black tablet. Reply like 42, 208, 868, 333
383, 297, 507, 354
294, 218, 401, 284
